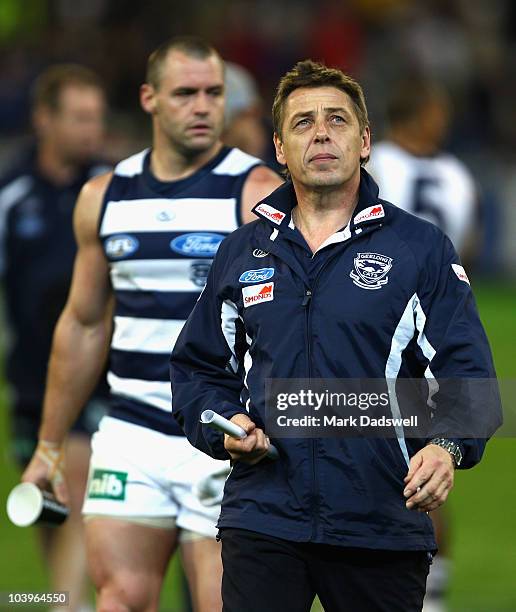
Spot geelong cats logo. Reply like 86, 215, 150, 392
350, 252, 393, 290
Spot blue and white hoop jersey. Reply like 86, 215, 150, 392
368, 141, 476, 256
99, 146, 262, 435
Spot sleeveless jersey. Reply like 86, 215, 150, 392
99, 146, 262, 435
368, 141, 476, 256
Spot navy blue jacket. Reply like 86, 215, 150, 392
170, 169, 501, 551
0, 148, 110, 413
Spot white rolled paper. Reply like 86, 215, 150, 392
200, 410, 279, 460
201, 410, 247, 438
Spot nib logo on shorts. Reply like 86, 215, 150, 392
87, 469, 127, 501
242, 282, 274, 308
255, 203, 286, 225
353, 204, 385, 225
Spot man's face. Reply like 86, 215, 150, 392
142, 50, 225, 156
420, 93, 450, 151
37, 85, 106, 163
274, 86, 370, 189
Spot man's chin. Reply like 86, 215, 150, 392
306, 171, 343, 188
182, 135, 218, 154
67, 151, 97, 166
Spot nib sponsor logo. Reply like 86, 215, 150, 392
255, 203, 286, 225
242, 282, 274, 308
353, 204, 385, 225
87, 469, 127, 500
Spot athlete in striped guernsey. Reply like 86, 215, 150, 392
23, 37, 282, 612
368, 78, 478, 612
100, 144, 264, 434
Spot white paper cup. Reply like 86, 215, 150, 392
6, 483, 69, 527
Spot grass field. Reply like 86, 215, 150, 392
0, 281, 514, 611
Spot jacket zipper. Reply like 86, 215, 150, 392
301, 224, 381, 541
302, 287, 318, 540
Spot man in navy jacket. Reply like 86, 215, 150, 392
170, 60, 502, 612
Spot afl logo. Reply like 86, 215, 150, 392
239, 268, 275, 283
252, 249, 269, 258
104, 234, 139, 259
170, 233, 225, 257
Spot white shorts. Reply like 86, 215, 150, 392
82, 416, 228, 538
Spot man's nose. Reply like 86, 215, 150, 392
193, 92, 210, 115
314, 118, 330, 142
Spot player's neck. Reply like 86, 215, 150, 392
389, 131, 437, 157
291, 173, 359, 253
150, 138, 223, 182
37, 142, 79, 186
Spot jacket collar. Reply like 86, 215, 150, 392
251, 167, 387, 232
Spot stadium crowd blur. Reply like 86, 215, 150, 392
0, 0, 515, 275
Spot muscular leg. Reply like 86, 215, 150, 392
180, 534, 222, 612
37, 434, 92, 611
85, 517, 177, 612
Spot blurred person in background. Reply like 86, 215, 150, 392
0, 64, 110, 611
22, 36, 281, 612
367, 77, 478, 264
223, 61, 268, 159
368, 77, 479, 612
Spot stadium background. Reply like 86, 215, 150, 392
0, 0, 514, 610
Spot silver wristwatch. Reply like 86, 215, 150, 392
428, 438, 463, 468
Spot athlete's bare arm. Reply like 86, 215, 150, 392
22, 171, 114, 502
241, 165, 283, 224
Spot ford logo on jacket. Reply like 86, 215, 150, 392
239, 268, 275, 283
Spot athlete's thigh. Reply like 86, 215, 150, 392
180, 535, 222, 612
171, 437, 228, 539
83, 416, 180, 520
85, 517, 177, 606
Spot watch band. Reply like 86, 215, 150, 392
428, 437, 463, 468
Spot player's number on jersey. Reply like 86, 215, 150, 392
412, 177, 446, 234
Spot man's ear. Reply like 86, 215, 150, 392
140, 83, 157, 115
32, 106, 52, 138
360, 126, 371, 162
273, 132, 286, 166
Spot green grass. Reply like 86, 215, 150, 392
0, 395, 186, 610
0, 281, 514, 611
446, 281, 516, 612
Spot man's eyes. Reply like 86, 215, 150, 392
293, 115, 347, 128
294, 118, 311, 128
173, 88, 223, 98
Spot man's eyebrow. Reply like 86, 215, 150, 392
172, 84, 224, 94
290, 106, 352, 122
324, 106, 353, 117
290, 110, 315, 123
172, 86, 198, 94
